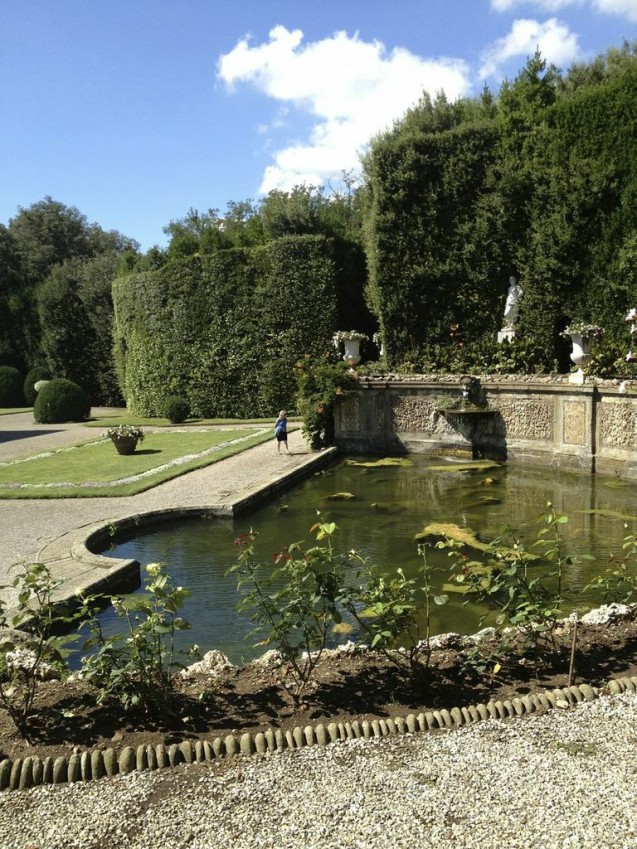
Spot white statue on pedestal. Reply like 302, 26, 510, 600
498, 276, 522, 343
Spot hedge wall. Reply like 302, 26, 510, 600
363, 52, 637, 370
364, 121, 501, 363
113, 235, 338, 417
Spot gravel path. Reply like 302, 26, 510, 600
2, 693, 636, 849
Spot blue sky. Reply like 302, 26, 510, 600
1, 0, 635, 251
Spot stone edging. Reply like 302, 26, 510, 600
2, 446, 339, 626
2, 676, 636, 793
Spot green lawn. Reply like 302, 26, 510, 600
0, 428, 272, 498
0, 407, 32, 415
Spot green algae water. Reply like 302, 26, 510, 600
94, 456, 637, 664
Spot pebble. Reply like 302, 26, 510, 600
1, 693, 637, 848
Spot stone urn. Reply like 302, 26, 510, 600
567, 332, 594, 385
343, 338, 362, 368
569, 333, 593, 369
112, 436, 139, 455
105, 425, 145, 455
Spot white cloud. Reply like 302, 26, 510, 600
491, 0, 582, 10
217, 26, 471, 194
592, 0, 637, 22
491, 0, 637, 19
480, 18, 581, 78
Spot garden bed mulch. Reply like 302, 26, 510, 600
2, 617, 637, 763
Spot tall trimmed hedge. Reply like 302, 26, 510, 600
364, 121, 501, 362
363, 49, 637, 370
113, 235, 338, 417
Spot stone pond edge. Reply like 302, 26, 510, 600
2, 676, 637, 793
2, 446, 339, 626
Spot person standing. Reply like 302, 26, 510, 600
274, 409, 290, 454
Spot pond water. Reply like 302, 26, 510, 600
91, 456, 637, 665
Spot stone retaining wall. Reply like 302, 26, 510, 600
335, 376, 637, 477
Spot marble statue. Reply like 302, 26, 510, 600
503, 276, 522, 331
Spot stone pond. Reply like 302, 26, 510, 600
88, 452, 637, 665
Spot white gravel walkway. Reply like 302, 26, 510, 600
2, 693, 636, 849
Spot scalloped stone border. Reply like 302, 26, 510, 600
2, 676, 636, 792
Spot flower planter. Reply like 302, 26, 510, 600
566, 332, 594, 385
569, 333, 593, 368
343, 338, 362, 368
112, 436, 139, 455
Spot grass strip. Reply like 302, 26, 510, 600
83, 415, 300, 428
0, 407, 32, 416
0, 429, 272, 499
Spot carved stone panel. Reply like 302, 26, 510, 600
341, 394, 361, 432
391, 395, 450, 434
598, 402, 637, 450
370, 395, 386, 433
562, 400, 586, 445
496, 399, 554, 441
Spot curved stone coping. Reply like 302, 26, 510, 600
2, 676, 636, 792
3, 447, 337, 624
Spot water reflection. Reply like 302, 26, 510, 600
93, 457, 637, 664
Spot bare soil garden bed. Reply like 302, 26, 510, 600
2, 617, 636, 764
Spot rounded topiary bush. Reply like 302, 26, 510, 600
33, 378, 91, 423
0, 366, 24, 407
164, 395, 190, 424
23, 366, 52, 406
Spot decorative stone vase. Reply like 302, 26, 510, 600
568, 332, 593, 385
112, 436, 138, 455
569, 333, 593, 368
343, 338, 362, 368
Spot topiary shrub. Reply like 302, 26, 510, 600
23, 366, 52, 406
0, 366, 24, 407
33, 378, 91, 423
163, 395, 190, 424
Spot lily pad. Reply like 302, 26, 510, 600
415, 522, 538, 561
415, 522, 489, 551
442, 582, 476, 595
326, 492, 356, 501
427, 461, 501, 474
580, 508, 637, 521
346, 458, 413, 468
370, 502, 406, 513
332, 622, 354, 635
464, 496, 502, 508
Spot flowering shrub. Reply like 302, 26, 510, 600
79, 562, 194, 716
560, 323, 604, 340
625, 309, 637, 361
295, 353, 354, 448
332, 329, 369, 345
104, 424, 145, 442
